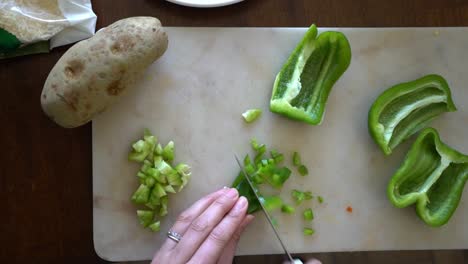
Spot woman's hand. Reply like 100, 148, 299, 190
152, 187, 254, 264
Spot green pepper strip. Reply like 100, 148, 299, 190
368, 74, 456, 155
270, 24, 351, 125
387, 128, 468, 227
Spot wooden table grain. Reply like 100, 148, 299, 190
1, 0, 468, 263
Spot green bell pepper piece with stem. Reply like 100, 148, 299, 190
369, 74, 456, 155
387, 128, 468, 227
270, 24, 351, 125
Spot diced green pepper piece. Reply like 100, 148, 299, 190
162, 141, 175, 162
153, 183, 167, 198
254, 145, 267, 165
303, 208, 314, 221
148, 221, 161, 232
298, 165, 309, 176
270, 24, 352, 125
167, 172, 182, 187
128, 130, 157, 162
271, 150, 284, 163
159, 196, 168, 216
164, 185, 176, 193
318, 196, 324, 204
261, 196, 283, 212
155, 143, 163, 156
292, 152, 301, 166
145, 176, 156, 187
250, 138, 260, 150
242, 109, 262, 123
128, 140, 149, 162
174, 163, 191, 191
141, 160, 152, 172
257, 165, 291, 189
369, 74, 457, 155
292, 189, 313, 205
157, 160, 175, 175
153, 171, 167, 184
303, 227, 315, 236
131, 184, 151, 204
281, 204, 295, 214
137, 210, 154, 227
175, 163, 190, 175
387, 128, 468, 227
153, 156, 163, 167
147, 187, 161, 209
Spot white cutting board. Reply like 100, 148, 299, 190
93, 27, 468, 261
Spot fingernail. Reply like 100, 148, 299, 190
233, 196, 247, 211
226, 188, 238, 198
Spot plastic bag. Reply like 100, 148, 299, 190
0, 0, 97, 58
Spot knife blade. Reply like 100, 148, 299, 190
234, 154, 300, 264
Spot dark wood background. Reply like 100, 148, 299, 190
1, 0, 468, 263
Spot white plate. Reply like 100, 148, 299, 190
166, 0, 243, 8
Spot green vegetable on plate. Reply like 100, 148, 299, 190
387, 128, 468, 227
270, 24, 351, 125
242, 109, 262, 123
368, 74, 456, 155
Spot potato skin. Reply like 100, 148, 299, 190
41, 17, 168, 128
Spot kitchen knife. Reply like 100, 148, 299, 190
234, 155, 302, 264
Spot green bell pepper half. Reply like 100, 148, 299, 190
387, 128, 468, 227
270, 24, 351, 125
369, 74, 456, 155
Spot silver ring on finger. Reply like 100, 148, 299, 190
167, 230, 183, 243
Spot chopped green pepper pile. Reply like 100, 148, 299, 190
231, 139, 324, 236
129, 129, 191, 232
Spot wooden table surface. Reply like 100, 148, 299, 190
1, 0, 468, 263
